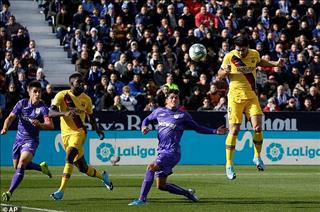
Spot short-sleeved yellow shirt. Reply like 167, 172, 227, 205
51, 90, 93, 135
221, 49, 261, 100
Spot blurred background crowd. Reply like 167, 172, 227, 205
1, 0, 320, 117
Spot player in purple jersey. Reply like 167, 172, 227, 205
1, 81, 54, 202
129, 90, 227, 205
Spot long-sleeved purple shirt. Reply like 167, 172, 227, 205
142, 107, 216, 153
12, 99, 49, 142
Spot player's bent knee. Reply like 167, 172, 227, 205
74, 159, 88, 173
254, 126, 262, 132
66, 147, 78, 164
77, 165, 88, 173
157, 184, 167, 191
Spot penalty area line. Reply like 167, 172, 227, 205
1, 203, 65, 212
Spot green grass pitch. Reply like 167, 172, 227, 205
1, 165, 319, 212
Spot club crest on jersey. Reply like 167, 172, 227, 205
173, 113, 181, 119
35, 108, 41, 115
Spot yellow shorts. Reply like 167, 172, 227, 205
227, 95, 263, 124
62, 132, 86, 161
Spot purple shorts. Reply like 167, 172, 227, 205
155, 152, 181, 177
12, 138, 39, 160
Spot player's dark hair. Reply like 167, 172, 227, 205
69, 73, 83, 83
27, 80, 41, 89
166, 89, 180, 97
234, 35, 249, 47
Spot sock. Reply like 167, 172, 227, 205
139, 170, 155, 201
86, 166, 103, 180
253, 132, 263, 158
8, 168, 25, 194
58, 163, 73, 192
26, 162, 41, 171
163, 183, 189, 196
226, 134, 237, 167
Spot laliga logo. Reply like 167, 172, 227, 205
266, 143, 284, 162
96, 143, 115, 162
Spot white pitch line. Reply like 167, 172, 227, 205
1, 204, 65, 212
1, 172, 320, 178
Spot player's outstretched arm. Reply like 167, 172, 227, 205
30, 117, 54, 130
216, 125, 228, 135
141, 126, 150, 135
257, 58, 285, 67
1, 112, 16, 135
49, 105, 76, 118
88, 113, 105, 140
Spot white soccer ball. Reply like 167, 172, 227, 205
189, 43, 207, 62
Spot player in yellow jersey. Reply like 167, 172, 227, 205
218, 35, 284, 180
49, 73, 113, 200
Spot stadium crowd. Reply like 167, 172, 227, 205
1, 0, 320, 116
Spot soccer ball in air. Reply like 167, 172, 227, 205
189, 43, 207, 62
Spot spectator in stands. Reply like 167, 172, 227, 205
70, 29, 85, 64
187, 86, 203, 111
1, 51, 12, 73
98, 84, 115, 111
56, 6, 72, 46
109, 73, 124, 96
26, 40, 42, 67
287, 66, 301, 90
309, 53, 320, 75
305, 86, 320, 110
153, 63, 166, 87
85, 61, 102, 88
4, 82, 20, 112
120, 85, 137, 111
20, 49, 38, 79
143, 97, 157, 111
41, 83, 56, 107
0, 3, 12, 27
274, 85, 289, 109
110, 95, 127, 111
5, 57, 22, 84
295, 77, 310, 96
5, 15, 24, 37
263, 97, 280, 112
72, 5, 86, 30
283, 97, 297, 111
292, 88, 303, 110
114, 53, 128, 77
75, 50, 90, 76
196, 73, 209, 96
195, 6, 217, 29
11, 28, 29, 57
85, 27, 99, 50
301, 98, 313, 111
36, 68, 49, 90
197, 97, 213, 111
164, 73, 179, 91
207, 83, 221, 107
16, 70, 28, 98
93, 41, 107, 67
312, 74, 320, 90
213, 96, 227, 112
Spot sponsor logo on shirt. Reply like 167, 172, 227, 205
35, 108, 41, 115
173, 113, 181, 119
158, 121, 176, 129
